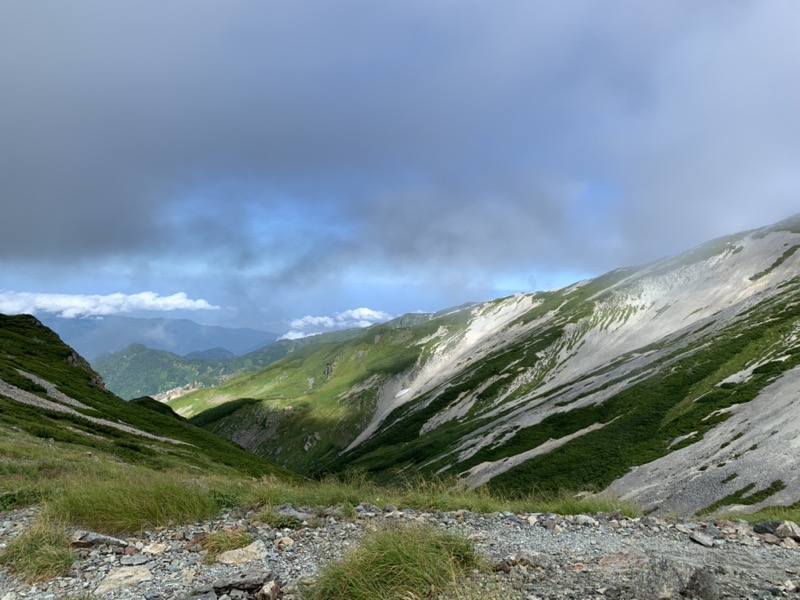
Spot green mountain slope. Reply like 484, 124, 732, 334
174, 214, 800, 516
0, 314, 293, 481
94, 329, 364, 400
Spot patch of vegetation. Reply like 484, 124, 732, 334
308, 525, 481, 600
750, 244, 800, 281
188, 397, 261, 427
0, 518, 74, 582
699, 480, 786, 516
201, 529, 253, 560
42, 467, 229, 534
256, 508, 304, 529
721, 473, 738, 484
94, 327, 365, 399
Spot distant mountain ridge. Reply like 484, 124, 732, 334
40, 315, 277, 360
170, 213, 800, 516
94, 328, 367, 399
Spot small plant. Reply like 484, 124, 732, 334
309, 525, 482, 600
0, 519, 74, 582
201, 528, 253, 560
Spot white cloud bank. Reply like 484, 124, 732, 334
281, 307, 393, 340
0, 291, 219, 318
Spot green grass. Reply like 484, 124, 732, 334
255, 508, 304, 529
722, 500, 800, 524
698, 480, 786, 516
308, 525, 482, 600
0, 518, 74, 582
201, 529, 253, 560
41, 468, 230, 534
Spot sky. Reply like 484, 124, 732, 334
1, 1, 798, 338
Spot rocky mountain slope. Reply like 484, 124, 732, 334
172, 214, 800, 516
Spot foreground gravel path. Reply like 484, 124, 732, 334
1, 504, 799, 599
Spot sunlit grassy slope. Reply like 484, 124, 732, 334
94, 328, 365, 399
170, 310, 472, 473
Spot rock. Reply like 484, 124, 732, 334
689, 532, 715, 548
217, 540, 268, 565
760, 533, 781, 545
774, 520, 800, 541
120, 553, 150, 566
256, 580, 281, 599
275, 504, 315, 521
212, 569, 273, 593
68, 529, 129, 548
183, 592, 217, 600
143, 542, 168, 554
686, 568, 720, 600
633, 559, 718, 600
94, 566, 153, 595
276, 536, 294, 550
753, 520, 782, 535
574, 514, 598, 526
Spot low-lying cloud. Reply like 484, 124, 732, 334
281, 307, 392, 339
0, 291, 219, 319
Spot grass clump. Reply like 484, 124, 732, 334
256, 508, 304, 529
309, 525, 481, 600
42, 468, 237, 534
722, 501, 800, 525
0, 518, 74, 582
201, 528, 253, 559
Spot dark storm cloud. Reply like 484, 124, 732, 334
1, 1, 798, 285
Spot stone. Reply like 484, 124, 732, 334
276, 536, 294, 550
686, 568, 720, 600
774, 520, 800, 541
69, 529, 128, 548
753, 520, 782, 535
184, 592, 217, 600
213, 569, 272, 593
256, 580, 281, 600
217, 540, 268, 565
575, 514, 598, 526
94, 566, 153, 596
760, 533, 781, 545
143, 542, 168, 554
690, 532, 715, 548
120, 553, 150, 566
634, 559, 718, 600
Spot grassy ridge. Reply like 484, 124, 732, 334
0, 313, 294, 480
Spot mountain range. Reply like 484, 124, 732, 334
165, 213, 800, 516
40, 315, 277, 360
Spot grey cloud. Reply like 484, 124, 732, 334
0, 0, 797, 290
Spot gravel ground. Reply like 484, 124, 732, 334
1, 504, 799, 600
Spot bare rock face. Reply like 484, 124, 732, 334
66, 350, 105, 387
